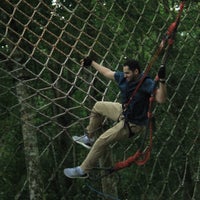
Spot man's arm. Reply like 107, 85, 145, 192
155, 65, 167, 103
155, 81, 167, 103
91, 61, 115, 80
81, 58, 115, 80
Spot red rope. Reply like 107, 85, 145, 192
126, 1, 185, 107
112, 1, 185, 172
113, 94, 155, 171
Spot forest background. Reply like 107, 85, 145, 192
0, 0, 199, 200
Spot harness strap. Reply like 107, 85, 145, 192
125, 121, 135, 138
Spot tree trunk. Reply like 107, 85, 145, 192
100, 147, 118, 200
16, 79, 44, 200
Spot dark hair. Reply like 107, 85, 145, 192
124, 59, 141, 73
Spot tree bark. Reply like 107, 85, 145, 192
16, 79, 44, 200
100, 147, 118, 200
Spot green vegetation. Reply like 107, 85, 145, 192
0, 0, 199, 199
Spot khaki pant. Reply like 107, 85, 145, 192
80, 101, 145, 172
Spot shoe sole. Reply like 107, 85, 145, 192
74, 140, 92, 149
64, 169, 89, 179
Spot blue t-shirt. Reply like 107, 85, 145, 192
114, 71, 155, 125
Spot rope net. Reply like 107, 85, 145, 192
0, 0, 199, 199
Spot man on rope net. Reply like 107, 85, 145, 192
64, 57, 167, 178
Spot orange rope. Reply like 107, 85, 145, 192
112, 1, 185, 172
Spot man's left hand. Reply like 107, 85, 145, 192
158, 65, 166, 80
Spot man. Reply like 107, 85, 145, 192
64, 57, 167, 178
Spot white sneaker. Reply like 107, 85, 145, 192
72, 134, 94, 149
64, 166, 88, 179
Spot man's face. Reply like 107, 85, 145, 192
123, 66, 139, 82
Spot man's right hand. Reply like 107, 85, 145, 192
80, 57, 92, 67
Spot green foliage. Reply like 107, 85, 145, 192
0, 0, 199, 199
